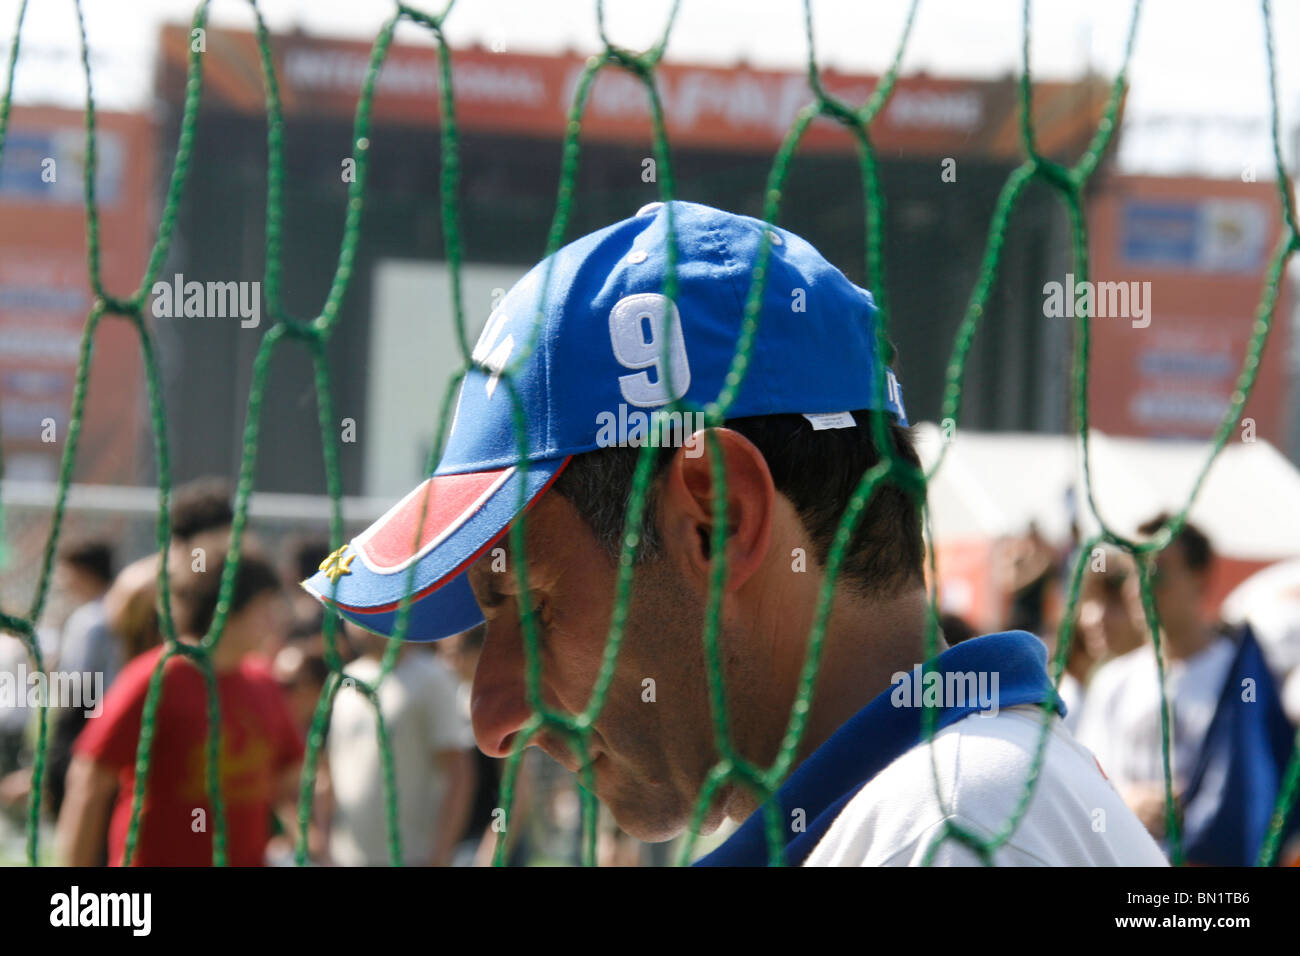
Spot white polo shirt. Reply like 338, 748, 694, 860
695, 631, 1171, 867
804, 704, 1169, 866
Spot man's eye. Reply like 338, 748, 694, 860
521, 597, 548, 628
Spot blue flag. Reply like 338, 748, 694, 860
1180, 625, 1299, 866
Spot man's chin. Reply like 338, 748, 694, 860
599, 781, 724, 844
607, 812, 691, 845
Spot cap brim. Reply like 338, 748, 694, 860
302, 457, 570, 641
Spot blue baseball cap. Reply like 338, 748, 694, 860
303, 200, 907, 641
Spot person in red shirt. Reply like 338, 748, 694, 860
56, 549, 304, 866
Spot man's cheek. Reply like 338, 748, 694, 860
543, 625, 604, 712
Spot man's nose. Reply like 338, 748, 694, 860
470, 624, 533, 758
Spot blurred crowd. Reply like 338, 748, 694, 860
941, 513, 1300, 866
0, 477, 639, 867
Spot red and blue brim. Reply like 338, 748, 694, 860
302, 457, 569, 641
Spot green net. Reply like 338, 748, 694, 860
1, 0, 1298, 868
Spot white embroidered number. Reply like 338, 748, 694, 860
473, 308, 514, 399
886, 369, 901, 408
608, 293, 690, 407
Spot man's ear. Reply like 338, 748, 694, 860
658, 428, 775, 591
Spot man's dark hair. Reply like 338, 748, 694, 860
58, 539, 114, 586
170, 476, 234, 541
170, 550, 281, 637
553, 410, 925, 597
1138, 512, 1213, 574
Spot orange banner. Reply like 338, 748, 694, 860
1087, 175, 1292, 447
159, 24, 1112, 160
0, 107, 154, 485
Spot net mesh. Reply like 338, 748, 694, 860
1, 0, 1297, 867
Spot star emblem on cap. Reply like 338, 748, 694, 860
319, 545, 356, 583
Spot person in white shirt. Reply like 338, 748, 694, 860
1076, 515, 1235, 844
1053, 547, 1141, 733
328, 623, 477, 866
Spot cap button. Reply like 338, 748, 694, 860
636, 201, 664, 217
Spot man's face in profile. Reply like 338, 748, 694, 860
465, 489, 729, 843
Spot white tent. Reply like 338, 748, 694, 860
913, 423, 1300, 562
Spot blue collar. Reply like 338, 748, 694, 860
693, 631, 1065, 866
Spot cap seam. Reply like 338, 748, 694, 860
543, 280, 556, 454
716, 221, 775, 410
